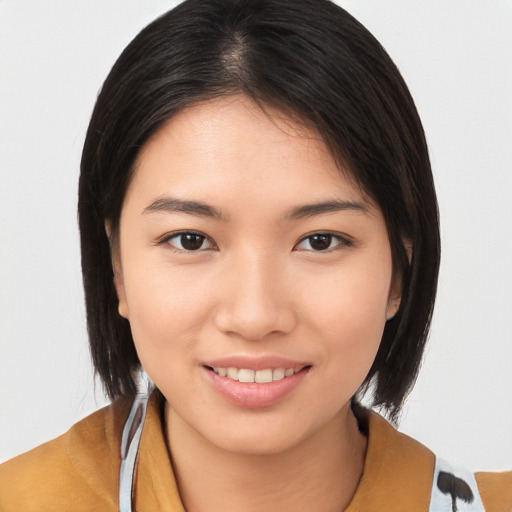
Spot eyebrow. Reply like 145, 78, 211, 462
143, 197, 227, 220
142, 196, 369, 222
285, 200, 369, 220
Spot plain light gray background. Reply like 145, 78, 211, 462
1, 0, 511, 470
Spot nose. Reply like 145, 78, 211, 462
213, 252, 298, 341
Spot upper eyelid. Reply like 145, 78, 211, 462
156, 229, 210, 243
296, 231, 353, 243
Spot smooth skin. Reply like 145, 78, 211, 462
112, 95, 402, 512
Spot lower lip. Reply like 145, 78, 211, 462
204, 367, 310, 408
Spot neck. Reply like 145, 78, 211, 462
164, 402, 367, 512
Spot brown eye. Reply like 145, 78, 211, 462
165, 232, 214, 252
295, 232, 351, 252
308, 234, 332, 251
180, 233, 204, 250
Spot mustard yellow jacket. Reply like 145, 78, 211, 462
1, 393, 511, 511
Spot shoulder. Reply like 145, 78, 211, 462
348, 408, 512, 512
0, 397, 131, 512
476, 470, 512, 511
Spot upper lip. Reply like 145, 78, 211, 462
202, 355, 310, 371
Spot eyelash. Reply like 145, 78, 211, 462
158, 231, 217, 253
158, 230, 353, 254
294, 232, 353, 252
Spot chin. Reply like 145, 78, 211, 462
205, 426, 305, 457
200, 406, 345, 457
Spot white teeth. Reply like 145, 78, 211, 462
255, 369, 273, 383
238, 369, 255, 383
272, 368, 285, 381
226, 367, 239, 380
211, 366, 303, 382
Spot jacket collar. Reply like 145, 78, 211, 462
133, 391, 185, 511
346, 409, 435, 511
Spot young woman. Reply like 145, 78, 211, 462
1, 1, 510, 510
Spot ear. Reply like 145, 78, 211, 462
105, 221, 129, 320
386, 284, 401, 321
386, 239, 412, 321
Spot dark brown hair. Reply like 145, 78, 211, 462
79, 0, 440, 421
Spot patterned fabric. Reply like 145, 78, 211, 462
119, 391, 150, 512
429, 457, 485, 512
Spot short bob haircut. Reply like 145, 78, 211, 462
79, 0, 440, 421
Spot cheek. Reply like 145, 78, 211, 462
299, 257, 392, 360
304, 263, 391, 321
120, 255, 216, 358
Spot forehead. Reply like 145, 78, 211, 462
127, 95, 373, 213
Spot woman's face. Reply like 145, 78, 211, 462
114, 95, 399, 455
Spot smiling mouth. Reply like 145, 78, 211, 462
206, 366, 308, 383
